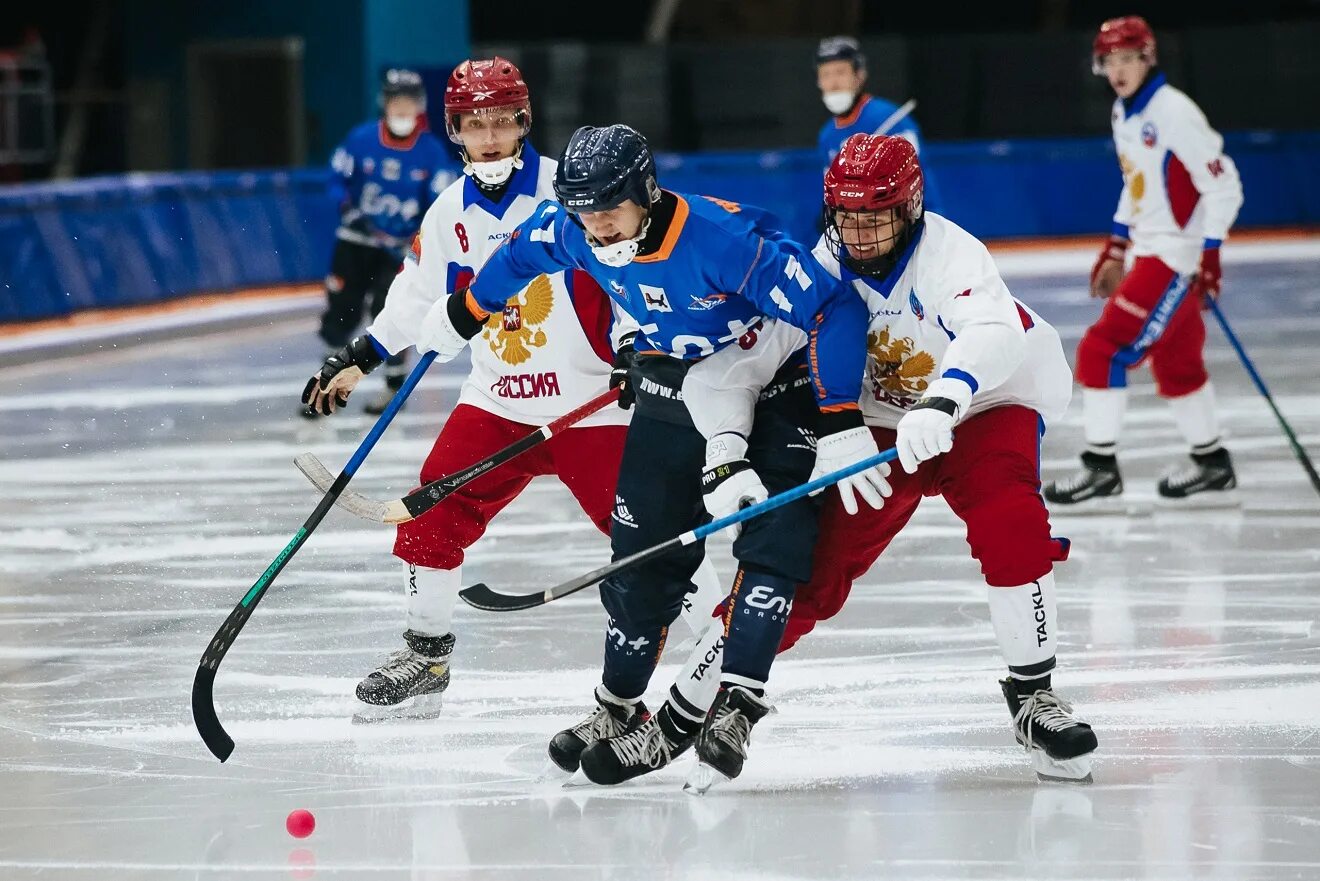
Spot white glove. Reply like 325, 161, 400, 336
701, 433, 769, 532
418, 294, 477, 361
895, 378, 969, 474
812, 425, 892, 515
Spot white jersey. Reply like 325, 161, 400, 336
1110, 73, 1243, 275
812, 213, 1072, 429
368, 144, 631, 428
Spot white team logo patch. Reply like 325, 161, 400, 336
640, 284, 672, 313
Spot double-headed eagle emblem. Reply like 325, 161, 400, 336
483, 274, 553, 365
867, 328, 935, 399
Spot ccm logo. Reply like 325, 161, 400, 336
837, 190, 866, 198
565, 198, 594, 206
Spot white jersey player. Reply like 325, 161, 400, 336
301, 57, 720, 722
1045, 15, 1244, 507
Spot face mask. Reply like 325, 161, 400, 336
465, 154, 523, 186
386, 115, 416, 137
823, 90, 855, 115
590, 239, 640, 268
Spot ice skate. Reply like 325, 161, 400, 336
352, 631, 454, 723
684, 686, 772, 795
547, 687, 649, 774
1156, 447, 1238, 507
1001, 679, 1097, 784
1043, 451, 1124, 510
578, 706, 695, 785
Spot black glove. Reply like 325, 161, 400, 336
610, 332, 638, 410
301, 335, 385, 416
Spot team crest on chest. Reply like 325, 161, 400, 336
483, 274, 553, 365
1141, 121, 1158, 148
867, 328, 935, 406
908, 290, 925, 320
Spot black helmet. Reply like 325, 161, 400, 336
379, 68, 427, 109
553, 124, 658, 214
815, 36, 866, 70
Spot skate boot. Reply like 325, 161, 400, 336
684, 686, 773, 794
364, 359, 408, 415
548, 686, 649, 773
353, 631, 454, 723
1157, 446, 1237, 505
579, 704, 696, 785
1043, 451, 1123, 507
362, 385, 401, 416
1001, 679, 1097, 784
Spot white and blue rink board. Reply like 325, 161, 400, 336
1, 239, 1318, 880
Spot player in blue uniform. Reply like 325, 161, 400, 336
304, 69, 459, 416
412, 124, 891, 787
815, 36, 942, 213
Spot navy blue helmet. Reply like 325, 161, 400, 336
554, 124, 658, 213
380, 68, 427, 109
815, 36, 866, 71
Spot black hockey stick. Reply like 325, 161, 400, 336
1208, 298, 1320, 498
191, 352, 436, 762
292, 387, 621, 522
459, 447, 900, 611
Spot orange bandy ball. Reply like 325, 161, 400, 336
286, 809, 315, 838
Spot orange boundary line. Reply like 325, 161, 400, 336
0, 283, 320, 340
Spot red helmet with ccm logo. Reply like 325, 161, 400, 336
1092, 16, 1157, 74
824, 133, 924, 220
443, 57, 531, 144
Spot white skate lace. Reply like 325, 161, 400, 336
574, 703, 633, 741
707, 704, 754, 758
1053, 466, 1105, 496
374, 650, 439, 684
1012, 690, 1081, 749
609, 720, 675, 769
1162, 462, 1208, 491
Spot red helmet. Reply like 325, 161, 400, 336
443, 57, 532, 145
823, 134, 924, 276
824, 134, 924, 217
1092, 16, 1156, 74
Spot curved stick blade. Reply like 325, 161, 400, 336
191, 665, 234, 762
294, 453, 389, 522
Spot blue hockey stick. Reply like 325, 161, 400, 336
192, 351, 437, 761
459, 446, 900, 611
1207, 298, 1320, 498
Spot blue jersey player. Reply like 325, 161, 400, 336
815, 36, 942, 214
414, 125, 892, 788
306, 69, 459, 416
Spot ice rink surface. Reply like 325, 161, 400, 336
2, 241, 1319, 880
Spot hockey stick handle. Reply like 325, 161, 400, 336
459, 447, 899, 611
191, 352, 436, 761
1207, 298, 1320, 497
873, 98, 917, 137
399, 387, 621, 519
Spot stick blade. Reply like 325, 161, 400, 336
191, 665, 234, 762
458, 582, 549, 612
293, 453, 389, 522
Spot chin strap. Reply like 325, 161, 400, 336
587, 214, 651, 268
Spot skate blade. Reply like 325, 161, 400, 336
561, 768, 595, 789
1031, 750, 1094, 785
1153, 488, 1240, 510
1046, 495, 1140, 517
351, 692, 444, 725
683, 761, 731, 796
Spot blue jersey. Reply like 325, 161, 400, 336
329, 121, 459, 243
817, 94, 942, 215
467, 192, 866, 410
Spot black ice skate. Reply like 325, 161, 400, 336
1000, 679, 1098, 784
578, 706, 695, 785
352, 630, 454, 723
684, 686, 773, 795
1043, 451, 1123, 508
1157, 446, 1237, 505
547, 688, 650, 773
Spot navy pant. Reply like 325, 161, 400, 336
599, 365, 819, 700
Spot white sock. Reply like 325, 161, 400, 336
987, 572, 1058, 686
680, 555, 726, 637
1166, 382, 1221, 452
1081, 387, 1127, 453
667, 617, 725, 723
404, 562, 462, 637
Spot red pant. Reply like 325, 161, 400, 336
1075, 255, 1208, 397
393, 404, 626, 569
780, 405, 1069, 651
